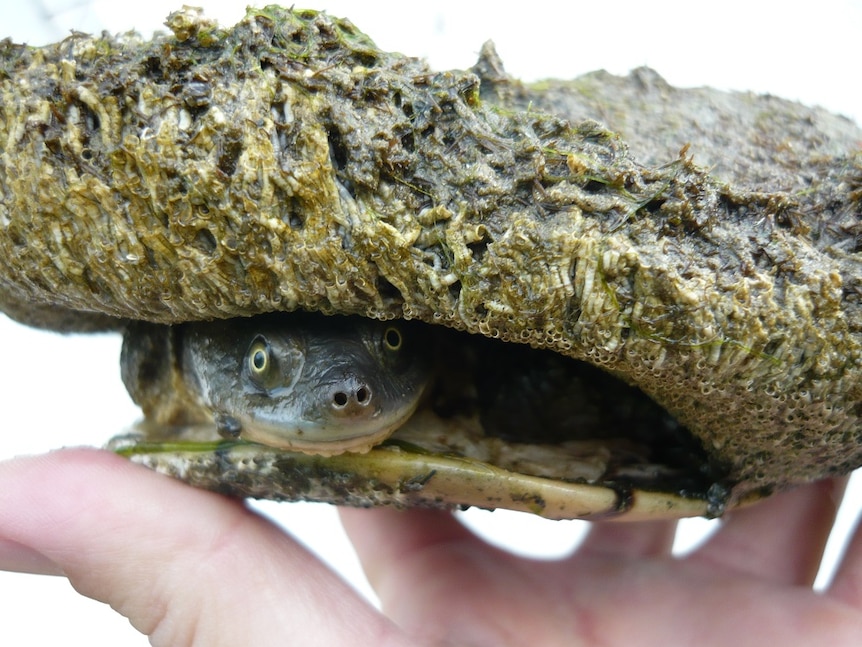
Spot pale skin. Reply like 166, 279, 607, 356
2, 448, 862, 646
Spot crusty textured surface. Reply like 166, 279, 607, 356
1, 7, 860, 499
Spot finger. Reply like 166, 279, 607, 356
687, 478, 846, 587
340, 507, 581, 647
578, 519, 678, 558
826, 513, 862, 607
339, 507, 487, 598
0, 449, 411, 647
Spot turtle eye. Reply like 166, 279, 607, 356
383, 326, 403, 352
247, 336, 273, 387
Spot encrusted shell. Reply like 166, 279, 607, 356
1, 7, 860, 514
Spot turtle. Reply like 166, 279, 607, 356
119, 313, 435, 455
0, 6, 860, 520
117, 310, 728, 519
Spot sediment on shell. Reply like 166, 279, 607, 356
1, 7, 860, 500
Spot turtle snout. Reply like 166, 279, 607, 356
329, 378, 375, 418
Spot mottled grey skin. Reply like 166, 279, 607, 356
121, 313, 432, 455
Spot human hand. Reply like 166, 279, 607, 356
342, 478, 862, 646
1, 448, 861, 647
0, 449, 410, 647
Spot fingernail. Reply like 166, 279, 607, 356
0, 538, 64, 575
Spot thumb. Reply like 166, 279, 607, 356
0, 448, 409, 647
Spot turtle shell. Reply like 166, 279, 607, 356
1, 7, 860, 518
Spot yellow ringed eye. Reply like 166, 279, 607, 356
248, 340, 270, 375
383, 326, 402, 351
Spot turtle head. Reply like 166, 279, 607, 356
180, 313, 433, 455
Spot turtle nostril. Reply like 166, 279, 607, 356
356, 386, 370, 404
331, 384, 373, 410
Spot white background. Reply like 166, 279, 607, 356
1, 1, 861, 645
